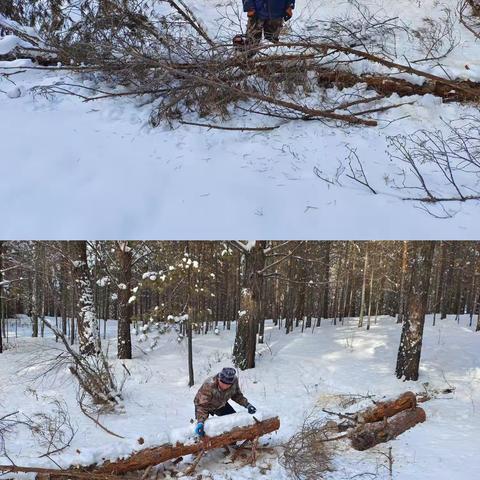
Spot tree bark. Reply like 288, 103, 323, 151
350, 407, 426, 451
31, 242, 42, 337
70, 241, 101, 356
356, 391, 417, 423
395, 242, 435, 381
358, 244, 369, 327
90, 417, 280, 475
397, 240, 408, 323
0, 240, 3, 354
116, 241, 133, 360
233, 241, 266, 370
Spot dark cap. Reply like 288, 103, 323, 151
218, 367, 236, 384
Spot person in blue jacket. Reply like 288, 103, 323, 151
242, 0, 295, 45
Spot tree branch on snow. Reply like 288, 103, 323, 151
387, 117, 480, 205
3, 0, 479, 131
345, 146, 377, 195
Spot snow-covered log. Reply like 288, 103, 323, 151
91, 416, 280, 475
349, 407, 426, 451
357, 391, 417, 424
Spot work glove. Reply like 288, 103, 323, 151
283, 5, 293, 21
195, 422, 205, 437
247, 403, 257, 414
247, 9, 256, 18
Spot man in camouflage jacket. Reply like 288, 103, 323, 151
194, 367, 256, 436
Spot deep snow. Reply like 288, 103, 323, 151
0, 314, 479, 479
1, 0, 480, 239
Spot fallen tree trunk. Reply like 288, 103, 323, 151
0, 464, 122, 480
357, 391, 417, 424
349, 407, 426, 451
263, 41, 480, 102
313, 69, 480, 104
92, 416, 280, 475
2, 417, 280, 479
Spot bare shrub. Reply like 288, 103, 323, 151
23, 399, 77, 459
281, 413, 337, 480
412, 8, 458, 62
0, 412, 18, 457
387, 117, 480, 204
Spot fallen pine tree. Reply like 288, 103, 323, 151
1, 0, 480, 132
91, 416, 280, 475
0, 416, 280, 479
356, 391, 417, 424
349, 407, 426, 451
323, 390, 418, 426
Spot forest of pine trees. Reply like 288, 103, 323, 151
1, 241, 479, 382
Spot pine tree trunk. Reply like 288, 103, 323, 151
61, 259, 68, 335
323, 242, 331, 321
187, 307, 194, 387
0, 241, 3, 354
117, 242, 133, 360
440, 243, 453, 319
397, 240, 408, 323
350, 407, 426, 451
395, 242, 435, 381
366, 269, 374, 330
233, 242, 266, 370
358, 244, 369, 327
86, 417, 280, 475
31, 242, 41, 337
432, 241, 445, 326
357, 391, 417, 423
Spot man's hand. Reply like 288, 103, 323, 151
195, 422, 205, 437
284, 5, 293, 21
247, 9, 256, 18
247, 403, 257, 414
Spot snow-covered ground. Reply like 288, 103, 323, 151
1, 315, 479, 479
1, 0, 480, 238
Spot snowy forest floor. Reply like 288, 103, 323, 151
1, 0, 480, 238
0, 315, 479, 480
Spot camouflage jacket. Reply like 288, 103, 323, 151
194, 374, 249, 422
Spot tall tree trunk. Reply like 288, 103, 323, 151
70, 241, 101, 356
187, 307, 194, 386
233, 242, 266, 370
117, 241, 133, 360
432, 241, 446, 326
40, 243, 46, 338
395, 242, 435, 381
31, 242, 41, 338
0, 241, 3, 354
61, 258, 68, 335
440, 243, 452, 319
397, 241, 408, 323
317, 241, 330, 326
186, 242, 195, 386
366, 269, 374, 330
358, 243, 369, 328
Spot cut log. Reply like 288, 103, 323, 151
356, 391, 417, 424
92, 416, 280, 475
349, 407, 426, 451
